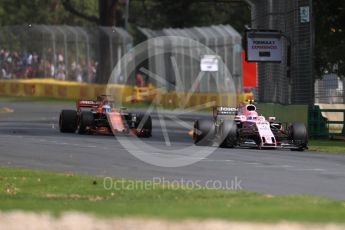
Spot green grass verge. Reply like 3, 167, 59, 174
0, 167, 345, 222
308, 139, 345, 153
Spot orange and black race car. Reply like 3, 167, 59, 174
59, 95, 152, 137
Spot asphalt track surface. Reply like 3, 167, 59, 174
0, 101, 345, 199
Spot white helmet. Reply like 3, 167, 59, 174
102, 105, 111, 113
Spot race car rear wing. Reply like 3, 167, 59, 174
76, 100, 99, 110
213, 106, 238, 117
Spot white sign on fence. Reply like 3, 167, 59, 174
300, 6, 310, 23
200, 55, 219, 72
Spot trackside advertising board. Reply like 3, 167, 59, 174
200, 55, 219, 72
246, 30, 282, 62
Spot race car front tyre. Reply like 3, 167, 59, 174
78, 111, 94, 134
136, 113, 152, 137
288, 122, 308, 151
59, 110, 77, 133
194, 119, 215, 146
220, 120, 237, 148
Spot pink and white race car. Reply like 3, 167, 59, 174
193, 103, 308, 151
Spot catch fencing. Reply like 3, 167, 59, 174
137, 25, 242, 94
0, 25, 132, 83
314, 74, 344, 104
249, 0, 313, 105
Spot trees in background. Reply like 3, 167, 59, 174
314, 0, 345, 78
128, 0, 249, 33
0, 0, 98, 26
314, 0, 345, 102
0, 0, 250, 31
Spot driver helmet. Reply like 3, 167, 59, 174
102, 104, 111, 113
247, 111, 258, 120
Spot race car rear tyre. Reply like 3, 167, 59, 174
136, 113, 152, 137
194, 119, 215, 146
288, 122, 308, 151
78, 111, 94, 134
59, 110, 77, 133
220, 120, 237, 148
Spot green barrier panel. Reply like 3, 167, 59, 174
308, 105, 329, 138
308, 105, 345, 138
257, 103, 308, 125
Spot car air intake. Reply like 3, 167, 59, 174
247, 105, 256, 111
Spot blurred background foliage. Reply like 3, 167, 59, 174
0, 0, 98, 26
0, 0, 250, 33
314, 0, 345, 78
